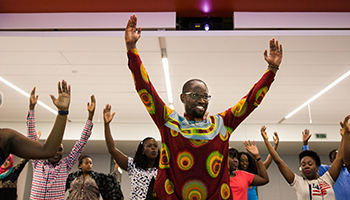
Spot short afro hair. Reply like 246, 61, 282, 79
299, 150, 321, 167
182, 79, 208, 94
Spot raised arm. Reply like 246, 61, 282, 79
264, 38, 283, 74
302, 129, 311, 151
29, 87, 38, 111
87, 94, 95, 121
244, 140, 269, 186
263, 131, 279, 169
327, 127, 344, 181
340, 115, 350, 171
104, 104, 128, 171
125, 15, 141, 51
27, 87, 39, 140
220, 39, 282, 132
1, 80, 70, 159
66, 95, 95, 169
261, 125, 295, 184
125, 15, 169, 130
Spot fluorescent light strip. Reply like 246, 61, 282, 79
0, 76, 57, 115
307, 104, 312, 124
284, 69, 350, 119
162, 57, 174, 109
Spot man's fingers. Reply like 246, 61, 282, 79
57, 81, 62, 93
50, 94, 56, 103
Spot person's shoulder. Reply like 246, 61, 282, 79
318, 164, 330, 175
320, 164, 330, 168
234, 170, 247, 175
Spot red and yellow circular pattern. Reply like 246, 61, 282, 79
177, 152, 194, 171
189, 139, 208, 147
165, 179, 174, 195
220, 183, 230, 199
138, 89, 155, 115
170, 129, 178, 137
159, 143, 170, 169
231, 98, 247, 117
140, 63, 149, 83
182, 180, 207, 200
254, 86, 268, 106
206, 151, 223, 178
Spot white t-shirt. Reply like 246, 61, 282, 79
127, 157, 158, 200
291, 171, 335, 200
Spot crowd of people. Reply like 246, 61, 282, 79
0, 14, 349, 200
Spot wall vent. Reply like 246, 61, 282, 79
315, 133, 327, 139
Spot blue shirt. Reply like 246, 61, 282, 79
247, 186, 258, 200
303, 145, 350, 200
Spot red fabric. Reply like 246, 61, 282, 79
230, 170, 255, 200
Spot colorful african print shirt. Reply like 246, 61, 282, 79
127, 48, 275, 200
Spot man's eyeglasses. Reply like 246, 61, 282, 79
184, 92, 211, 101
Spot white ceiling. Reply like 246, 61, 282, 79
1, 32, 350, 124
1, 31, 350, 155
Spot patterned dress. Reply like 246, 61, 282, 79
66, 170, 123, 200
128, 48, 275, 200
66, 174, 100, 200
127, 157, 158, 199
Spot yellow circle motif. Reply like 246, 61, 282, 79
138, 89, 155, 115
182, 180, 207, 200
189, 139, 208, 147
165, 179, 174, 194
159, 143, 170, 169
177, 152, 194, 171
220, 183, 230, 199
231, 98, 247, 117
140, 63, 149, 83
254, 86, 268, 106
170, 129, 178, 137
206, 151, 223, 178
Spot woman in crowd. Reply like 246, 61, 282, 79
103, 104, 160, 199
229, 141, 269, 200
238, 132, 279, 200
66, 154, 123, 200
261, 125, 344, 200
0, 154, 28, 200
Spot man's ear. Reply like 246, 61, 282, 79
180, 93, 185, 103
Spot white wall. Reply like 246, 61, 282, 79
0, 121, 341, 142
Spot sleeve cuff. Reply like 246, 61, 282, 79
302, 145, 309, 151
